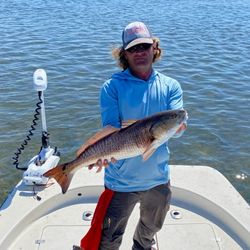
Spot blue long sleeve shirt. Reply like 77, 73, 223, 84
100, 69, 184, 192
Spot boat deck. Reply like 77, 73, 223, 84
0, 165, 249, 250
9, 203, 242, 249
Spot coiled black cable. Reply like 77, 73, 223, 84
13, 91, 43, 171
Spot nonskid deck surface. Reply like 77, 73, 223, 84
9, 203, 242, 250
1, 166, 249, 250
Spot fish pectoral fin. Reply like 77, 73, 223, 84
76, 125, 120, 156
142, 145, 156, 161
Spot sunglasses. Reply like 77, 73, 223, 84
126, 43, 152, 53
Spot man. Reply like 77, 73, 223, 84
80, 21, 186, 250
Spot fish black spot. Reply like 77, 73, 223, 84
62, 165, 67, 171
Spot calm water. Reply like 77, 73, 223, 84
0, 0, 249, 205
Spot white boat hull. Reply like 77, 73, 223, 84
0, 165, 249, 250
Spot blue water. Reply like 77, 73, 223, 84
0, 0, 249, 204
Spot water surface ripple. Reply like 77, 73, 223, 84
0, 0, 249, 204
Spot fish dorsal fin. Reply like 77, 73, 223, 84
76, 126, 120, 157
121, 119, 137, 128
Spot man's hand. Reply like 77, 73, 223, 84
176, 122, 187, 134
173, 122, 187, 138
88, 157, 117, 172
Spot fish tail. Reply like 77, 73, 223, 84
43, 163, 74, 194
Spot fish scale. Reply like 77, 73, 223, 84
80, 129, 147, 164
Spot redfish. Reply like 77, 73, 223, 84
44, 109, 187, 193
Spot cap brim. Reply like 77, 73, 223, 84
124, 38, 153, 50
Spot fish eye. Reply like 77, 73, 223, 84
169, 113, 177, 119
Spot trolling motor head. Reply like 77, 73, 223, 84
21, 69, 60, 185
33, 69, 47, 91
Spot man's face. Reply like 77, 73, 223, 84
124, 43, 154, 74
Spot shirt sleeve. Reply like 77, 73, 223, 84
100, 81, 121, 128
168, 79, 183, 110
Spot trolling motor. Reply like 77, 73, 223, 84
13, 69, 60, 185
